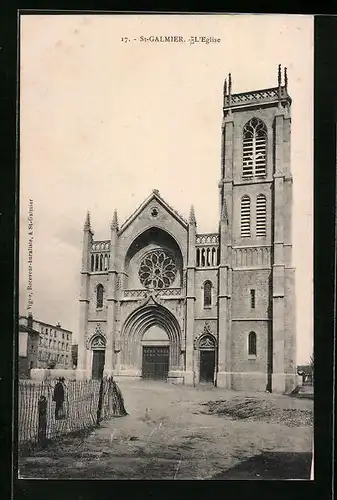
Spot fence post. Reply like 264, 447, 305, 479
38, 395, 47, 447
96, 378, 104, 425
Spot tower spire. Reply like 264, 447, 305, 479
277, 64, 282, 106
189, 205, 196, 225
228, 73, 232, 114
84, 211, 91, 231
111, 209, 119, 230
284, 66, 288, 91
278, 63, 282, 88
223, 78, 227, 102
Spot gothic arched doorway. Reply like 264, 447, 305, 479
141, 326, 170, 380
198, 334, 216, 384
90, 335, 106, 380
120, 298, 181, 379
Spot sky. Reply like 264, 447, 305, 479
19, 14, 314, 364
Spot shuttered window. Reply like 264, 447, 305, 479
256, 194, 267, 237
240, 196, 251, 237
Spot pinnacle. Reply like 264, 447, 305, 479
84, 211, 91, 230
221, 200, 229, 223
111, 209, 119, 230
189, 205, 196, 225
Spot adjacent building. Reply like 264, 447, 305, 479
19, 313, 40, 377
19, 314, 73, 370
77, 66, 296, 393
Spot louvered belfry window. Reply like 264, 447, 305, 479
256, 194, 267, 237
242, 118, 267, 178
240, 195, 251, 237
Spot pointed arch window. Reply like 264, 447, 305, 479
203, 281, 212, 308
240, 195, 251, 237
248, 331, 257, 356
242, 118, 267, 178
96, 284, 104, 309
256, 194, 267, 237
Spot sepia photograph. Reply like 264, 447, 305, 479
18, 13, 314, 480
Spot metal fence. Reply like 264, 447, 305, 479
18, 377, 127, 446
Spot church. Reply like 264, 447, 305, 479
76, 65, 296, 393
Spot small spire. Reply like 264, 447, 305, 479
152, 189, 160, 196
111, 209, 119, 230
84, 211, 91, 230
189, 205, 196, 225
223, 78, 227, 106
284, 67, 288, 90
278, 64, 282, 88
228, 73, 232, 96
221, 199, 229, 223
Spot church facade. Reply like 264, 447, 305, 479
77, 66, 296, 393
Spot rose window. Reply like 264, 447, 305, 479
139, 250, 177, 289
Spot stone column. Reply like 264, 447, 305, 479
282, 109, 297, 393
77, 212, 92, 380
104, 210, 118, 377
184, 206, 196, 385
216, 116, 233, 389
216, 209, 231, 388
272, 111, 286, 393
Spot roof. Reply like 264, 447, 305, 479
19, 315, 72, 334
118, 189, 188, 235
19, 324, 40, 335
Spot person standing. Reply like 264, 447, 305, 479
52, 377, 65, 420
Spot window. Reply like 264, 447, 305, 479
62, 333, 64, 339
240, 196, 251, 237
242, 118, 267, 178
256, 194, 267, 237
203, 281, 212, 308
248, 332, 257, 356
250, 289, 256, 309
138, 250, 177, 289
67, 334, 69, 341
96, 284, 104, 308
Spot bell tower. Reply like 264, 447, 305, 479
217, 66, 296, 393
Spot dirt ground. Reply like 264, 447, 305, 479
18, 380, 313, 480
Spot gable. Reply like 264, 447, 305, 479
118, 190, 188, 236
